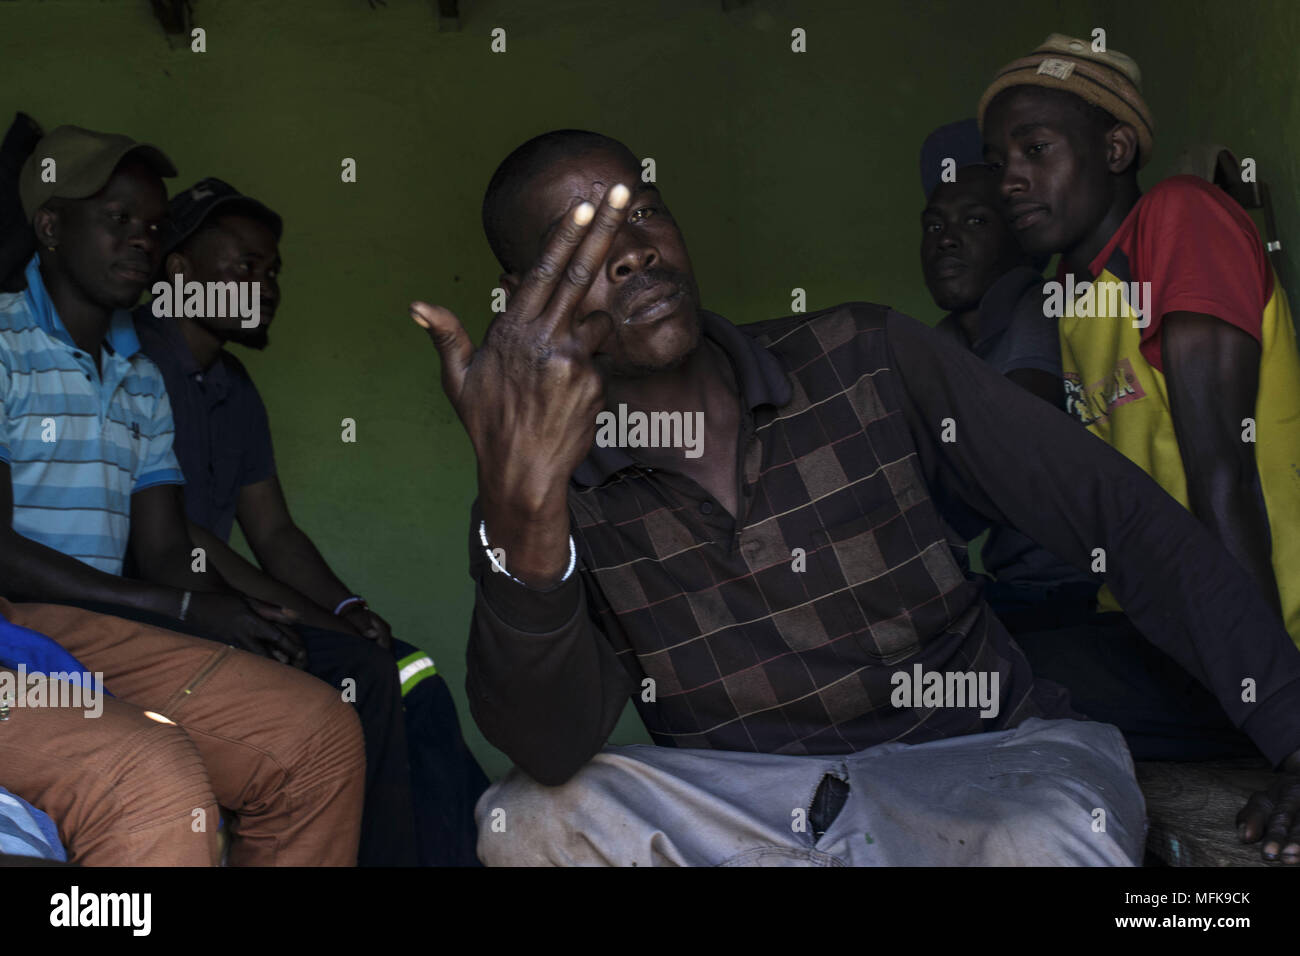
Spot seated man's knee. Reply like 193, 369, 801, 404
1007, 775, 1144, 865
84, 718, 220, 864
474, 763, 614, 866
241, 664, 366, 798
298, 680, 367, 783
989, 723, 1145, 865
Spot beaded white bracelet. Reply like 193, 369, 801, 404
479, 519, 576, 585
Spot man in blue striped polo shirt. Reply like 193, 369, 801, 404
1, 126, 421, 866
3, 254, 183, 571
0, 125, 368, 864
0, 125, 306, 663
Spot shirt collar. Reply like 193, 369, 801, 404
23, 255, 141, 359
1087, 197, 1143, 281
134, 303, 233, 399
572, 309, 792, 487
1053, 206, 1137, 286
135, 301, 204, 379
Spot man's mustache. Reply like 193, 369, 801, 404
610, 268, 690, 321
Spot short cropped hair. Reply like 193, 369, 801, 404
481, 129, 638, 274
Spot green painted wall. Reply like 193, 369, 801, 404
2, 0, 1293, 780
1096, 0, 1300, 300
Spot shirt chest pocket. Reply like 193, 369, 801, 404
102, 412, 150, 479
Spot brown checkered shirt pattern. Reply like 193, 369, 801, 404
563, 303, 1067, 753
469, 301, 1300, 779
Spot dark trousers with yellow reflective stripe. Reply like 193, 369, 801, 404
393, 639, 490, 867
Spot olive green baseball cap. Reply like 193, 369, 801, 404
19, 124, 178, 222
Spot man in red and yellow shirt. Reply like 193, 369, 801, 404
981, 35, 1300, 643
980, 35, 1300, 860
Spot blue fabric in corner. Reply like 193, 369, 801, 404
0, 787, 65, 861
0, 613, 103, 690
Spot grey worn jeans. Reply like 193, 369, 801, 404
475, 717, 1146, 866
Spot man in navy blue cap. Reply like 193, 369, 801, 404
920, 119, 1095, 622
133, 178, 488, 866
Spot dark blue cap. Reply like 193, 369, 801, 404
165, 177, 282, 253
919, 119, 985, 199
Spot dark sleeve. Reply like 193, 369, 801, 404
0, 113, 40, 291
991, 296, 1062, 380
882, 308, 1300, 767
466, 499, 635, 784
238, 376, 276, 487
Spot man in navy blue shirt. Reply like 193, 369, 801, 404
919, 120, 1096, 622
133, 178, 487, 866
917, 121, 1256, 762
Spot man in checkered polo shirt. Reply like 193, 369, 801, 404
412, 130, 1300, 866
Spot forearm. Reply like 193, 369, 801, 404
190, 522, 348, 632
254, 524, 353, 612
133, 534, 231, 595
1185, 467, 1283, 618
934, 432, 1300, 764
1162, 311, 1281, 613
465, 494, 632, 782
887, 309, 1300, 764
0, 527, 186, 618
1078, 472, 1300, 764
468, 571, 631, 784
